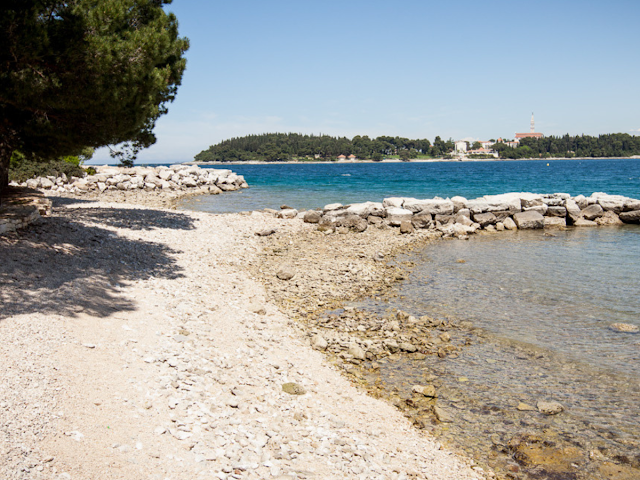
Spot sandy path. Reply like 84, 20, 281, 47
0, 198, 487, 480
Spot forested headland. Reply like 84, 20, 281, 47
194, 133, 449, 162
496, 133, 640, 159
194, 132, 640, 162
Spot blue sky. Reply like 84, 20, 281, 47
91, 0, 640, 163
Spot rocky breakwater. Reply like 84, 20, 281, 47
13, 164, 248, 207
301, 192, 640, 238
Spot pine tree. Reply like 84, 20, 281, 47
0, 0, 189, 194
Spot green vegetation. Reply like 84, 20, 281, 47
194, 133, 453, 162
0, 0, 189, 195
494, 133, 640, 159
9, 148, 95, 183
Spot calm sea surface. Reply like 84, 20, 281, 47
179, 158, 640, 477
177, 158, 640, 213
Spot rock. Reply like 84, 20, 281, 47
433, 406, 453, 423
276, 209, 298, 219
482, 193, 522, 213
456, 215, 474, 227
282, 383, 306, 395
519, 193, 544, 208
303, 210, 322, 223
411, 214, 432, 229
593, 193, 627, 213
517, 402, 536, 411
544, 217, 566, 228
276, 266, 295, 281
399, 342, 417, 353
546, 206, 567, 217
595, 211, 624, 226
382, 197, 406, 208
405, 198, 454, 215
347, 344, 366, 361
368, 215, 383, 225
472, 212, 497, 227
399, 221, 414, 234
581, 204, 604, 220
513, 211, 545, 229
523, 204, 548, 215
457, 208, 471, 218
255, 229, 276, 236
573, 218, 598, 227
609, 323, 639, 333
620, 210, 640, 224
537, 401, 564, 415
451, 196, 467, 213
310, 335, 328, 350
385, 207, 413, 227
346, 201, 384, 218
412, 385, 437, 398
338, 215, 368, 233
502, 217, 517, 230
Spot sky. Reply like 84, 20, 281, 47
90, 0, 640, 164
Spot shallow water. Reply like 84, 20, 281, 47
356, 226, 640, 478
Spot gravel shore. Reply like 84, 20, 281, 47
0, 197, 487, 480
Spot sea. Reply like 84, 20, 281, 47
178, 158, 640, 478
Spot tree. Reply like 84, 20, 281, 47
471, 141, 482, 150
0, 0, 189, 194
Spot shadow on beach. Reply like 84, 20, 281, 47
0, 204, 194, 320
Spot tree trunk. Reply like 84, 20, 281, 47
0, 143, 10, 201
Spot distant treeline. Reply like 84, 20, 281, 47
194, 132, 640, 162
495, 133, 640, 159
194, 133, 453, 162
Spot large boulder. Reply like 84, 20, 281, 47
472, 212, 497, 227
465, 199, 489, 214
624, 198, 640, 211
503, 217, 517, 230
519, 193, 544, 208
482, 193, 522, 213
303, 210, 322, 224
546, 206, 567, 217
544, 217, 566, 228
451, 196, 467, 213
620, 210, 640, 224
385, 207, 413, 226
405, 198, 454, 215
596, 211, 624, 226
411, 214, 432, 229
382, 197, 406, 208
513, 211, 544, 229
581, 204, 604, 221
593, 193, 627, 213
338, 215, 368, 232
346, 201, 384, 218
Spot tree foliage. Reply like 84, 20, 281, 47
194, 133, 443, 162
0, 0, 189, 192
494, 133, 640, 159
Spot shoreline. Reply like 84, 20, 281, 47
0, 196, 486, 479
183, 156, 640, 166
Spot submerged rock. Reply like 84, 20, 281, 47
537, 401, 564, 415
609, 323, 639, 333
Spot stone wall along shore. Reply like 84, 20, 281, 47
0, 187, 52, 236
294, 191, 640, 236
13, 164, 248, 196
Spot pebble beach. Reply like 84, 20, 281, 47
0, 193, 486, 480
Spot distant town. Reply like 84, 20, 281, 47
453, 114, 543, 159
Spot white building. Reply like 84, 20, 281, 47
454, 140, 467, 153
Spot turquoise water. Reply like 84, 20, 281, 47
178, 158, 640, 213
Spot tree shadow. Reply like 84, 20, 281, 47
0, 206, 195, 320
